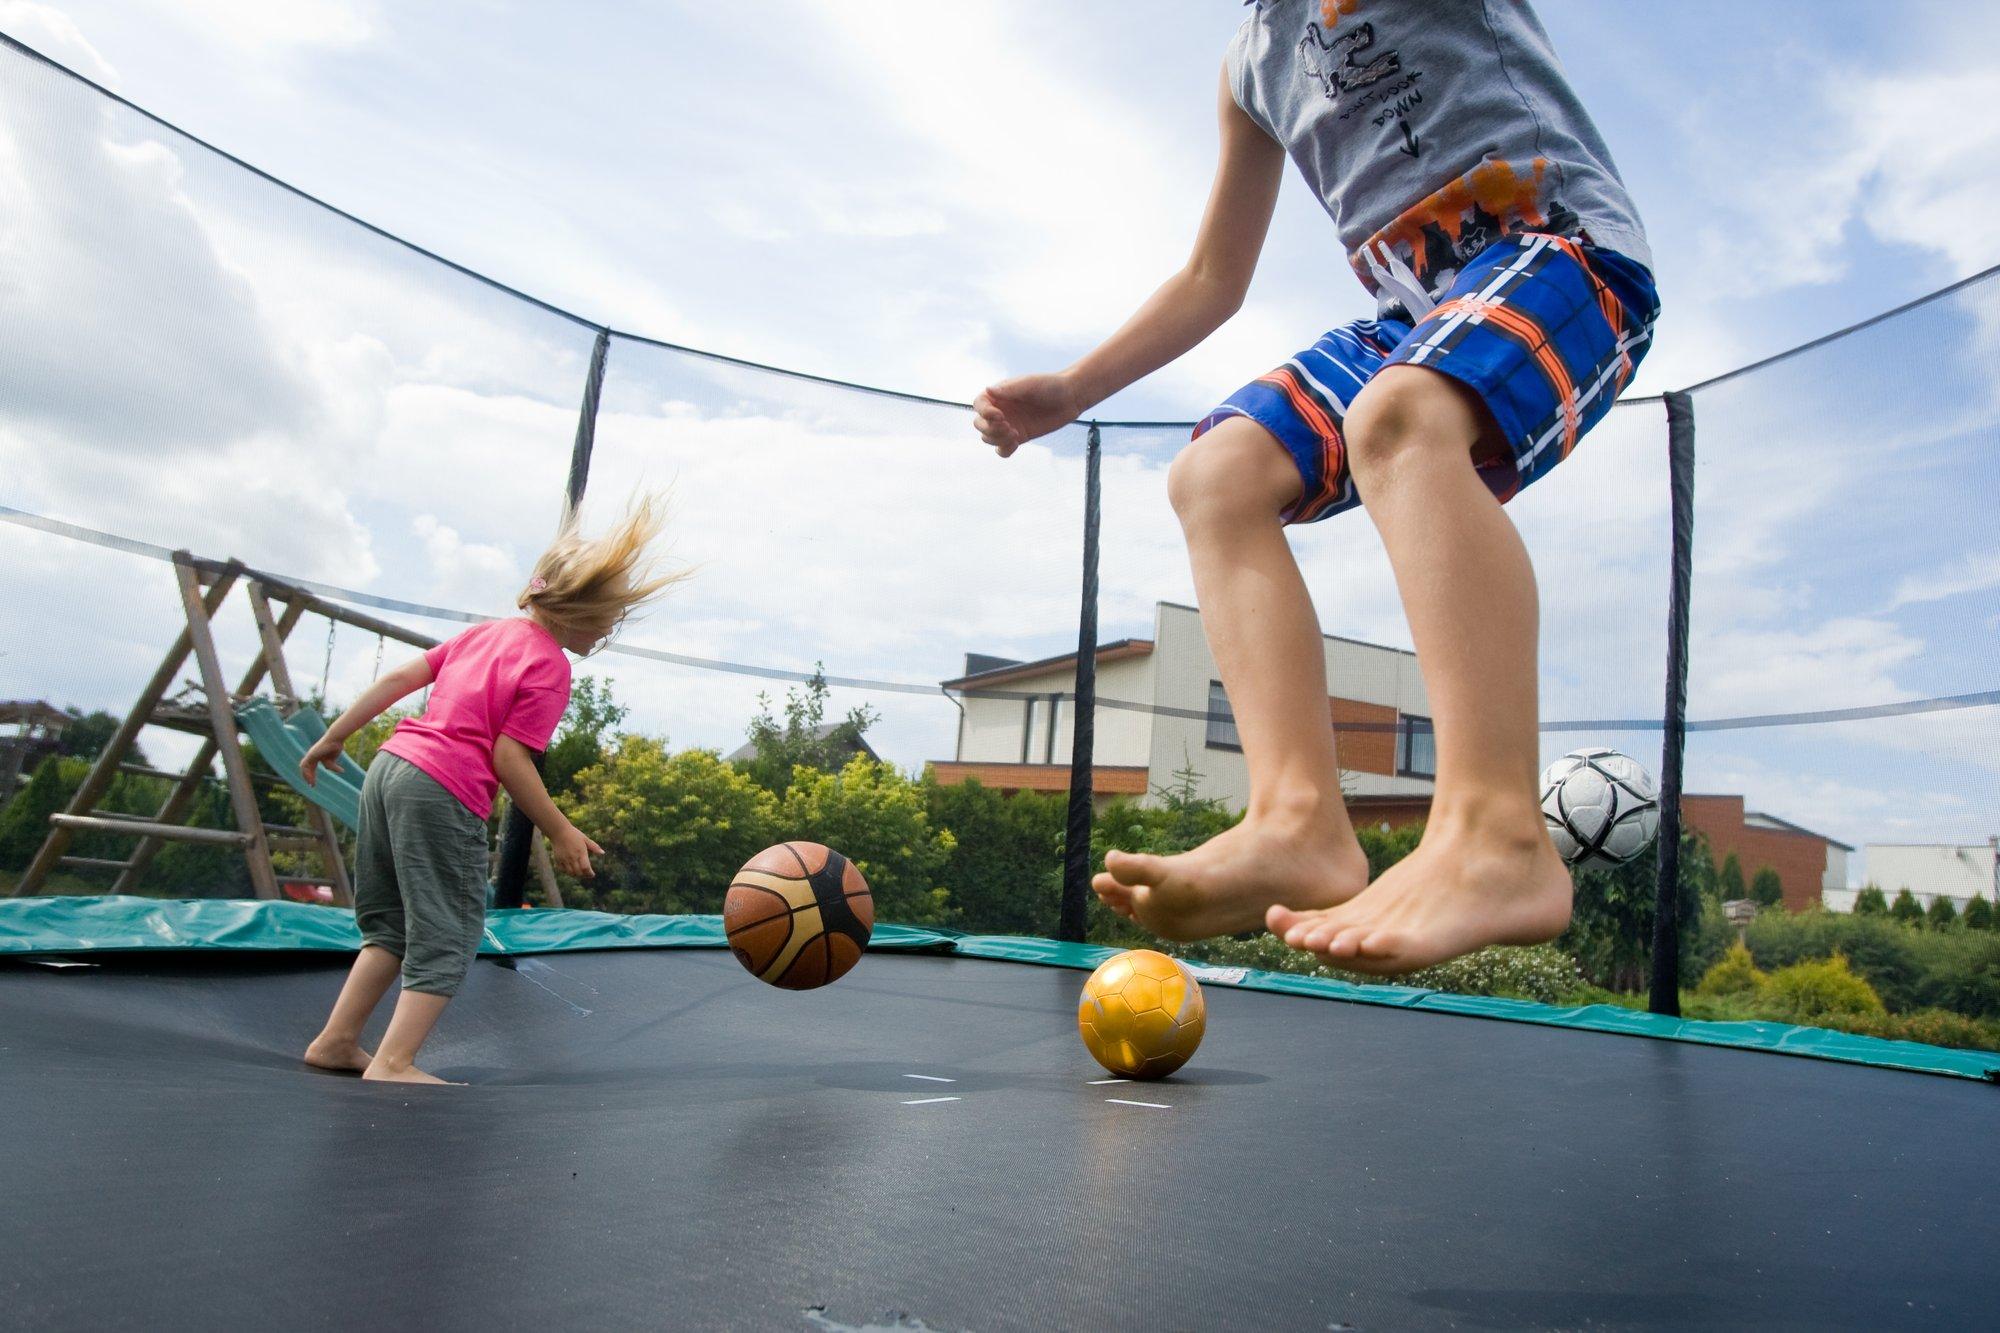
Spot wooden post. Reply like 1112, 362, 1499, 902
174, 558, 280, 900
247, 584, 354, 906
13, 560, 238, 896
531, 832, 563, 909
115, 589, 306, 895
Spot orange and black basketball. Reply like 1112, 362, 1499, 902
723, 842, 874, 990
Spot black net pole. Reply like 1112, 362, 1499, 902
494, 328, 611, 910
1058, 424, 1103, 942
1648, 391, 1696, 1015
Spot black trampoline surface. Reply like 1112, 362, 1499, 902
2, 948, 1993, 1332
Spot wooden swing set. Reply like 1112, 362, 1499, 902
10, 550, 561, 906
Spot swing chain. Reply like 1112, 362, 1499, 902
318, 618, 336, 706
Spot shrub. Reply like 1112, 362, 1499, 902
1749, 867, 1783, 908
1890, 889, 1924, 925
1719, 853, 1745, 900
1561, 830, 1717, 992
780, 757, 955, 926
1696, 942, 1766, 998
1964, 896, 1996, 931
1927, 895, 1960, 930
1174, 935, 1583, 1004
560, 739, 779, 915
1761, 953, 1885, 1022
924, 776, 1065, 936
1852, 885, 1888, 916
1822, 1008, 2000, 1053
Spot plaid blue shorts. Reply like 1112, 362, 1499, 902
1194, 233, 1659, 524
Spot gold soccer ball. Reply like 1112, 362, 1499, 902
1077, 949, 1207, 1080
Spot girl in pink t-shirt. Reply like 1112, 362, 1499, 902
299, 500, 685, 1085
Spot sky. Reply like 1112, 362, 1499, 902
1, 0, 1997, 870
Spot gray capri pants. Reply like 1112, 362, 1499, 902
353, 752, 491, 996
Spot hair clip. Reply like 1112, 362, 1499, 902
529, 575, 549, 592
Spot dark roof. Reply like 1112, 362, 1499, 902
723, 722, 880, 765
1746, 810, 1855, 852
0, 700, 69, 730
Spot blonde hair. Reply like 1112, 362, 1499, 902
517, 493, 689, 646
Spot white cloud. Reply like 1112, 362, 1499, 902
1890, 549, 2000, 611
133, 0, 373, 56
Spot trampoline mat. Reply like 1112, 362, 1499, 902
1, 948, 1992, 1331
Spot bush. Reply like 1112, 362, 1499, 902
1852, 885, 1888, 916
1965, 896, 1996, 931
1822, 1008, 2000, 1053
1174, 934, 1583, 1004
1561, 830, 1718, 992
1719, 853, 1745, 901
1927, 895, 1961, 930
924, 776, 1065, 936
1890, 889, 1924, 925
1696, 942, 1765, 998
1761, 953, 1885, 1022
1750, 866, 1784, 908
779, 757, 955, 926
560, 738, 779, 914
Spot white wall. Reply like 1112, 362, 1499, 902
1145, 602, 1434, 812
1860, 843, 1999, 909
950, 650, 1157, 768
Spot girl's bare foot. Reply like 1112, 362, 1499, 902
303, 1035, 373, 1074
1093, 808, 1369, 941
363, 1060, 455, 1085
1267, 808, 1572, 974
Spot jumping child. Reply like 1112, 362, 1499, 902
300, 499, 684, 1082
974, 0, 1658, 972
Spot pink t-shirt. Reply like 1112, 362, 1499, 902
379, 618, 572, 819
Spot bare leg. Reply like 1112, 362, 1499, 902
363, 990, 456, 1085
1092, 415, 1370, 940
1268, 367, 1572, 972
304, 944, 398, 1072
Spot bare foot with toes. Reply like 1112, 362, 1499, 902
1093, 812, 1370, 940
363, 1061, 456, 1086
1267, 815, 1573, 974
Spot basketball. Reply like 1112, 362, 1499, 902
1077, 949, 1207, 1080
723, 842, 874, 990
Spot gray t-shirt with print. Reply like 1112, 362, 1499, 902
1227, 0, 1651, 314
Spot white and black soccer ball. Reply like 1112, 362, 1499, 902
1539, 748, 1660, 870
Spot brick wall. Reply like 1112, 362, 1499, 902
1680, 795, 1832, 912
1331, 697, 1398, 776
927, 762, 1149, 797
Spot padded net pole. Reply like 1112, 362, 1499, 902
1647, 391, 1696, 1016
1058, 424, 1103, 942
494, 330, 611, 910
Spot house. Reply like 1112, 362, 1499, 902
929, 601, 1436, 815
0, 701, 68, 808
1678, 795, 1852, 912
1834, 841, 2000, 913
724, 722, 880, 769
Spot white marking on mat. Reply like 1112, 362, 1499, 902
902, 1074, 956, 1083
901, 1096, 962, 1106
511, 958, 593, 1017
1105, 1098, 1171, 1109
1087, 1078, 1128, 1085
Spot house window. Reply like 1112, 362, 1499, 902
1205, 681, 1241, 751
1399, 716, 1435, 779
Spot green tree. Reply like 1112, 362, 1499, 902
1853, 885, 1888, 916
545, 676, 627, 797
1963, 896, 1996, 931
924, 774, 1066, 936
561, 739, 780, 914
1695, 941, 1766, 998
1750, 866, 1784, 909
738, 668, 879, 798
1719, 852, 1746, 901
1890, 888, 1925, 925
1927, 895, 1961, 930
1561, 829, 1718, 992
780, 757, 955, 926
57, 708, 140, 765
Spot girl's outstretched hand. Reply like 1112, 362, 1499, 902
551, 823, 605, 879
974, 373, 1081, 457
298, 735, 345, 788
